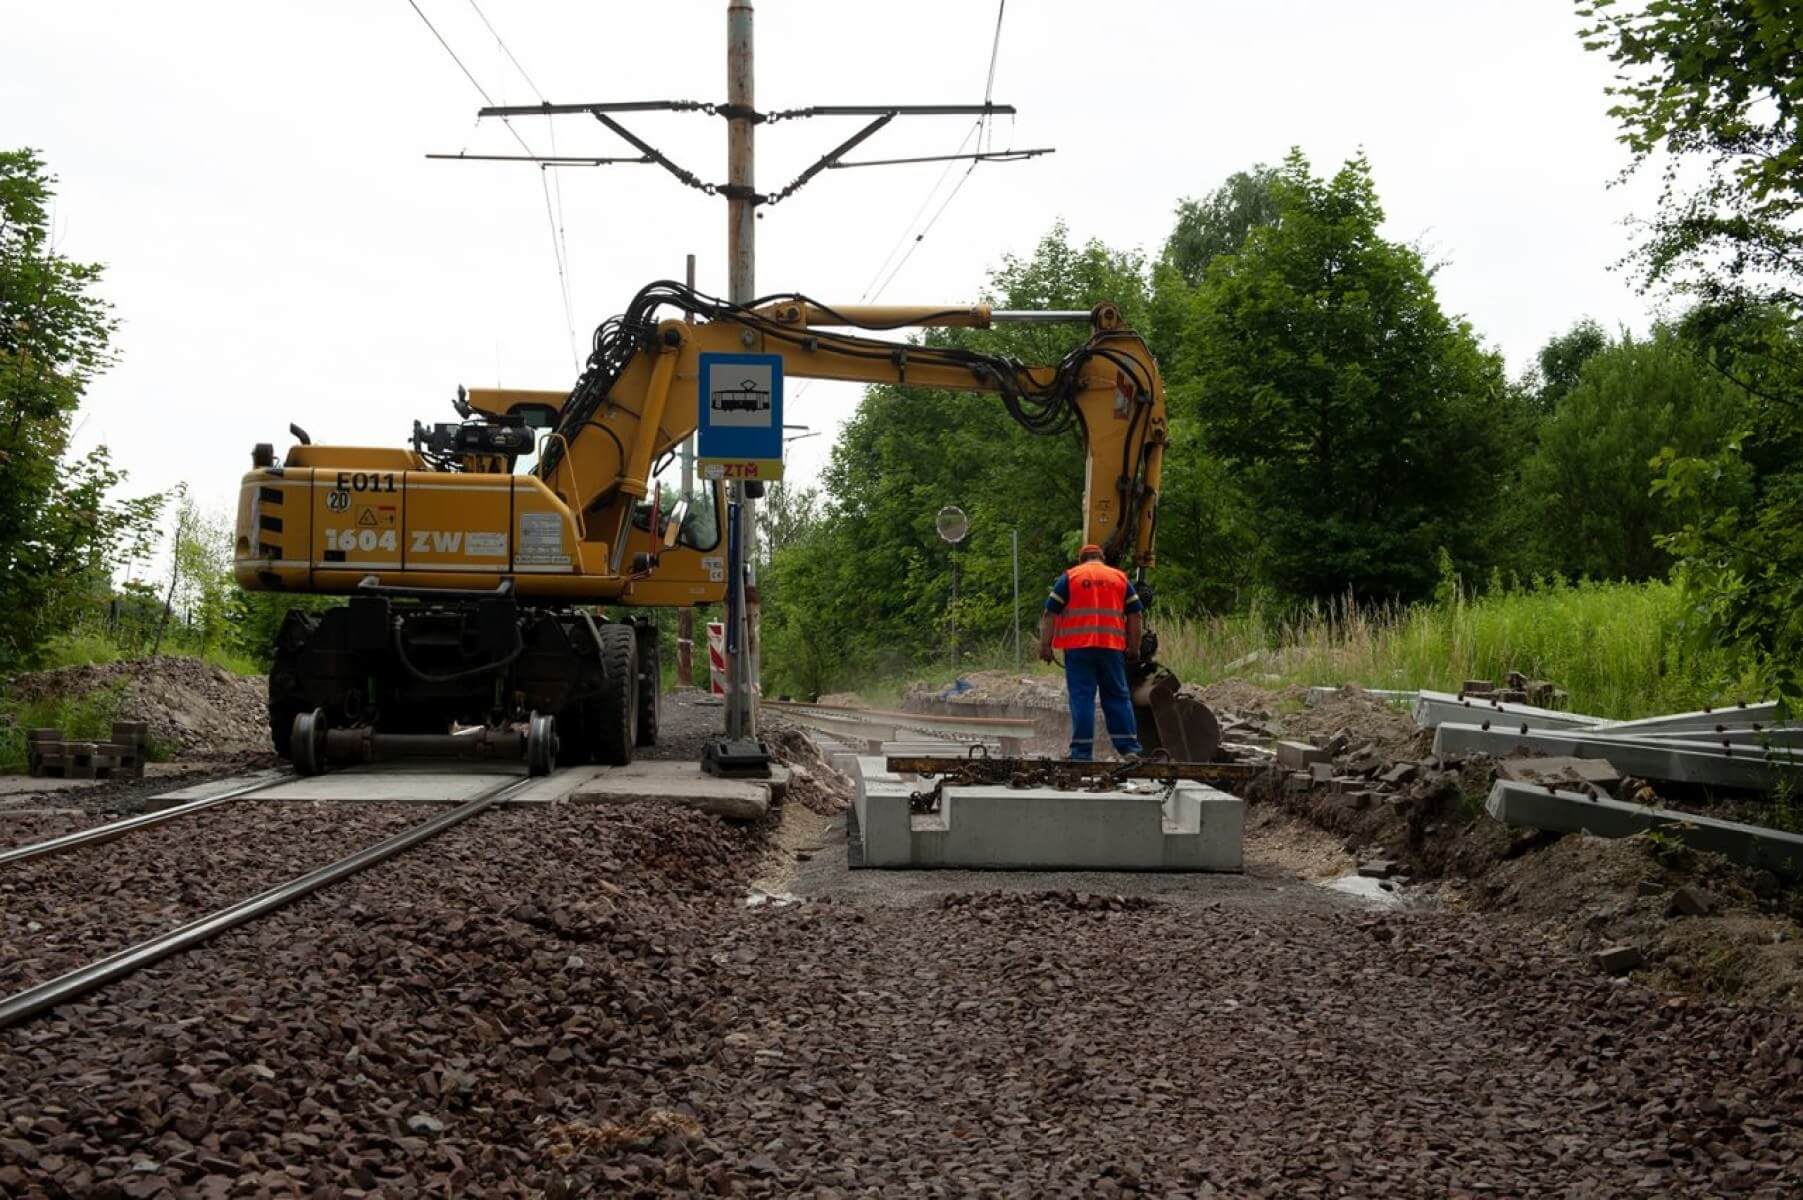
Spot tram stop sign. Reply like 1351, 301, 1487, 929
696, 352, 784, 482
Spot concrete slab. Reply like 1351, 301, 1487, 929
0, 776, 99, 797
251, 769, 536, 805
1496, 756, 1623, 790
850, 756, 1241, 872
1486, 780, 1803, 881
1436, 723, 1802, 791
568, 761, 770, 821
148, 764, 577, 810
1412, 689, 1602, 732
147, 768, 293, 808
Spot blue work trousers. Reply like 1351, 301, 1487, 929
1063, 646, 1142, 760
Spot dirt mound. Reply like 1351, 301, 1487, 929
760, 724, 853, 815
903, 670, 1066, 714
4, 656, 267, 758
1280, 683, 1422, 758
1195, 677, 1298, 720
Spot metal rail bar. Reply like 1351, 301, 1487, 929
478, 99, 710, 117
764, 700, 1033, 732
884, 755, 1260, 785
0, 772, 291, 867
0, 774, 532, 1031
425, 152, 652, 166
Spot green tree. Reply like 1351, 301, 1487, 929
1517, 327, 1752, 580
1580, 0, 1803, 707
0, 149, 162, 670
1163, 166, 1282, 287
1181, 149, 1513, 603
1529, 318, 1608, 412
760, 224, 1196, 692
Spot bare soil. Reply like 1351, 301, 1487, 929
4, 657, 269, 759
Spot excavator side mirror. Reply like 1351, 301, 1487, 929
663, 500, 689, 549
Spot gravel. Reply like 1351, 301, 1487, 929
2, 719, 1801, 1196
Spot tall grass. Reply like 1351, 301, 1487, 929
1154, 578, 1760, 720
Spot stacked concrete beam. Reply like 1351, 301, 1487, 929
1435, 723, 1802, 791
1486, 780, 1803, 881
1411, 689, 1604, 732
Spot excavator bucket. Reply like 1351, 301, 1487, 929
1131, 667, 1221, 763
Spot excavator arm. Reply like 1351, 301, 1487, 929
463, 284, 1168, 597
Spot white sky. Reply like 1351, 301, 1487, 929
6, 0, 1660, 520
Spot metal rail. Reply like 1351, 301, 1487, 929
764, 700, 1039, 744
0, 771, 292, 866
0, 774, 533, 1031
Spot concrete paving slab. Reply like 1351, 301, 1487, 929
0, 776, 98, 797
568, 761, 770, 821
147, 768, 293, 808
251, 769, 535, 805
1437, 723, 1802, 791
1412, 689, 1603, 731
1486, 780, 1803, 881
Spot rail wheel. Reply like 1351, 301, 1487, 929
591, 623, 639, 767
526, 711, 559, 777
291, 709, 327, 776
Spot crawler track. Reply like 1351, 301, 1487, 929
0, 771, 534, 1029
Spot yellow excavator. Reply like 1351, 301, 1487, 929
234, 282, 1216, 774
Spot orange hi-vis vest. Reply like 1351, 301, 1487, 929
1052, 560, 1130, 651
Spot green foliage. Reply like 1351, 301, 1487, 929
1579, 2, 1803, 712
1515, 326, 1752, 581
1530, 317, 1608, 412
1579, 0, 1803, 311
760, 225, 1165, 695
1154, 576, 1761, 720
1162, 166, 1281, 288
0, 148, 164, 672
0, 683, 128, 774
1182, 149, 1516, 603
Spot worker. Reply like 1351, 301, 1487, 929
1039, 544, 1143, 761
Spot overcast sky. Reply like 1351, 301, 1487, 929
7, 0, 1660, 521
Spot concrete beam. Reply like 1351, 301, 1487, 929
1306, 687, 1419, 707
849, 756, 1241, 871
1435, 723, 1803, 791
1412, 689, 1603, 732
1486, 780, 1803, 881
1594, 701, 1780, 736
568, 761, 773, 821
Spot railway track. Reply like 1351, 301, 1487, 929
0, 770, 292, 866
0, 769, 535, 1030
763, 699, 1041, 753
